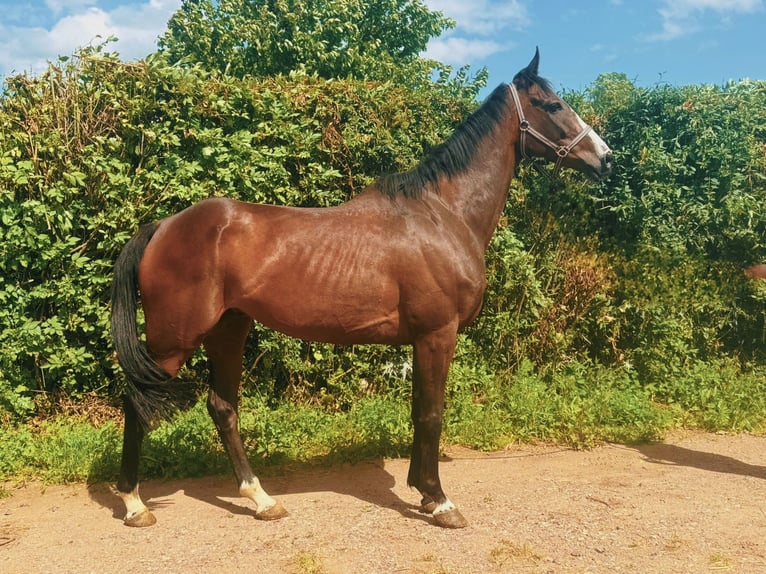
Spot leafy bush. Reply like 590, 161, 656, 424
445, 358, 670, 449
581, 74, 766, 261
467, 74, 766, 386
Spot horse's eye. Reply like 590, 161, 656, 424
530, 98, 563, 113
548, 102, 563, 113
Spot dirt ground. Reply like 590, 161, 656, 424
2, 430, 766, 574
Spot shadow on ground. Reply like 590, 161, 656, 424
634, 441, 766, 480
86, 455, 441, 526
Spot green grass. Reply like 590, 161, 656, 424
1, 357, 765, 484
0, 392, 414, 484
291, 550, 326, 574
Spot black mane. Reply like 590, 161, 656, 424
375, 83, 512, 199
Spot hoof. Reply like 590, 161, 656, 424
433, 508, 468, 529
124, 509, 157, 528
256, 502, 288, 521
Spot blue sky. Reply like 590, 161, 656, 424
1, 0, 764, 96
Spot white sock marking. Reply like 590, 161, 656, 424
239, 478, 278, 512
432, 498, 457, 515
119, 486, 148, 519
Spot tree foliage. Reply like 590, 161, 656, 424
157, 0, 485, 96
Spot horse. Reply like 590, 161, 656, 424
110, 49, 613, 529
745, 264, 766, 279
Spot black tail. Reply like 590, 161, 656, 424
110, 223, 196, 431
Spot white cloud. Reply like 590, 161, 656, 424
48, 7, 115, 53
107, 0, 181, 58
426, 0, 529, 35
665, 0, 762, 11
424, 36, 509, 64
1, 0, 181, 78
652, 0, 763, 40
422, 0, 529, 65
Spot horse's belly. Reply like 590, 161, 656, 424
238, 286, 408, 345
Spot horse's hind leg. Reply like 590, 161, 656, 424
204, 309, 287, 521
117, 397, 156, 526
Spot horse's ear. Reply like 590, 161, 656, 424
526, 47, 540, 76
513, 47, 540, 88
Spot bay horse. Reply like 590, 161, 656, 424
110, 49, 613, 529
745, 264, 766, 279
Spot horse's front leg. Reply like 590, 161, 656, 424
408, 326, 467, 529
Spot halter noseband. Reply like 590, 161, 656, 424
509, 83, 593, 179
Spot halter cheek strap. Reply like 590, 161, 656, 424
509, 83, 592, 179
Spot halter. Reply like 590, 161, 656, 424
509, 83, 593, 179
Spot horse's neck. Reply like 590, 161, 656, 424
442, 115, 518, 249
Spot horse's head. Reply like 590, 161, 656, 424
510, 48, 613, 181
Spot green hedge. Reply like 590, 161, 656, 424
1, 52, 764, 422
